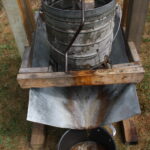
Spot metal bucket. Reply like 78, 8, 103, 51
42, 0, 116, 70
58, 128, 116, 150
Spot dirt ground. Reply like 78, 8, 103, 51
0, 1, 150, 150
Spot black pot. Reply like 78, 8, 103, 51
58, 127, 116, 150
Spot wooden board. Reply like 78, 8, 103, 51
128, 42, 141, 63
17, 64, 144, 88
30, 123, 46, 150
21, 46, 33, 68
121, 0, 129, 27
17, 0, 36, 44
123, 118, 138, 145
126, 0, 149, 51
2, 0, 28, 57
17, 38, 145, 89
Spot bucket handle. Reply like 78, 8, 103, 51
113, 3, 122, 42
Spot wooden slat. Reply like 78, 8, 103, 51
2, 0, 28, 57
128, 42, 141, 63
25, 0, 35, 30
19, 63, 141, 73
126, 0, 149, 51
112, 63, 141, 68
121, 0, 129, 28
123, 118, 138, 145
21, 46, 32, 68
17, 0, 36, 44
17, 65, 144, 88
19, 67, 49, 73
31, 123, 46, 150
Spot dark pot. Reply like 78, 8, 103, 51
58, 127, 116, 150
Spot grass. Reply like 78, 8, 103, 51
143, 37, 150, 43
0, 1, 149, 150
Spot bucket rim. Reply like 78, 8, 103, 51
42, 0, 116, 19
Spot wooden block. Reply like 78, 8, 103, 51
123, 118, 138, 145
2, 0, 28, 57
121, 0, 129, 28
128, 42, 141, 63
126, 0, 149, 51
17, 64, 144, 89
19, 67, 49, 73
30, 123, 46, 150
17, 0, 36, 44
21, 46, 32, 68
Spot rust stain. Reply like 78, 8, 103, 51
95, 88, 110, 126
71, 70, 95, 86
64, 89, 82, 127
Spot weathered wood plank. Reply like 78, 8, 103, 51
19, 67, 49, 73
17, 0, 36, 44
128, 42, 141, 63
31, 123, 46, 150
112, 63, 141, 68
17, 65, 144, 88
121, 0, 129, 27
123, 118, 138, 145
2, 0, 28, 57
126, 0, 149, 51
19, 62, 141, 73
21, 46, 32, 68
25, 0, 35, 30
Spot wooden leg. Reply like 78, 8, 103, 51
30, 123, 46, 150
121, 0, 129, 27
126, 0, 149, 51
123, 118, 138, 145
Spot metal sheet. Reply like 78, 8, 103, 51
27, 84, 140, 129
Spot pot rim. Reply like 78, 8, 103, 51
57, 127, 116, 150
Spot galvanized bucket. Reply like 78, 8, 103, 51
42, 0, 117, 70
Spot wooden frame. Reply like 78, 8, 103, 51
17, 40, 144, 89
15, 0, 147, 89
2, 0, 29, 57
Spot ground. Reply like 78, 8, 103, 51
0, 1, 150, 150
